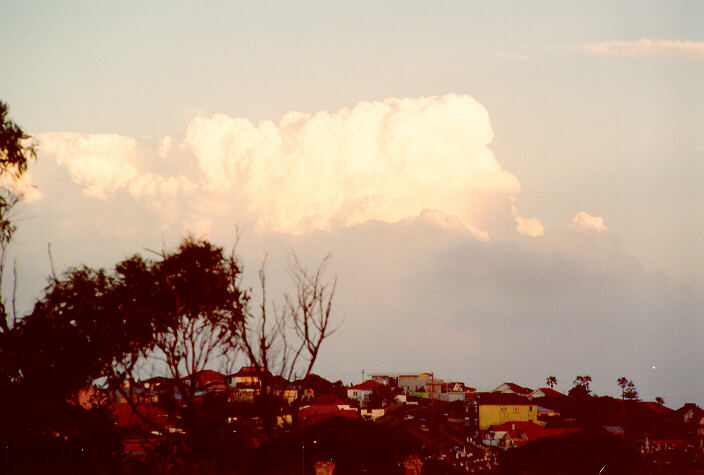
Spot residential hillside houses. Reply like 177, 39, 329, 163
370, 372, 476, 402
472, 392, 538, 430
95, 370, 704, 471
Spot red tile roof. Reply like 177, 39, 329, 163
349, 380, 382, 391
310, 394, 347, 406
191, 369, 225, 385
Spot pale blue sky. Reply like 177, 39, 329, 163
1, 1, 702, 405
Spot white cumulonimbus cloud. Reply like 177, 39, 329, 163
581, 39, 704, 59
37, 94, 542, 238
572, 211, 607, 233
38, 133, 140, 199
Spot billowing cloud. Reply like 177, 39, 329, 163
38, 94, 535, 239
158, 136, 172, 158
572, 211, 607, 233
38, 133, 139, 199
512, 205, 544, 237
581, 39, 704, 59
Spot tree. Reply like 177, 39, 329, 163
617, 376, 629, 400
623, 380, 638, 401
0, 101, 36, 178
545, 376, 557, 389
235, 254, 338, 433
109, 238, 249, 470
655, 396, 665, 406
10, 237, 338, 471
0, 100, 36, 334
617, 377, 638, 401
568, 375, 592, 398
0, 102, 125, 474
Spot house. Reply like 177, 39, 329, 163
190, 369, 227, 393
280, 385, 300, 404
227, 366, 268, 400
675, 403, 704, 444
371, 374, 399, 390
492, 382, 533, 396
472, 392, 538, 430
347, 380, 382, 406
228, 366, 263, 388
676, 403, 704, 425
298, 394, 359, 426
109, 379, 157, 404
398, 373, 434, 394
436, 382, 476, 402
483, 421, 580, 449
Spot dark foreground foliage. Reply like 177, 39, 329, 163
244, 416, 421, 475
499, 431, 645, 475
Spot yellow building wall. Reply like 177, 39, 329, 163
478, 404, 537, 430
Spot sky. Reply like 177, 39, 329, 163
1, 1, 702, 407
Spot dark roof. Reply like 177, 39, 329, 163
190, 369, 226, 387
641, 401, 673, 414
474, 392, 533, 406
675, 403, 704, 420
530, 387, 565, 399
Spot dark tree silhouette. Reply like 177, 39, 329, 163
568, 375, 592, 398
235, 253, 338, 433
0, 100, 36, 334
0, 101, 124, 474
545, 376, 557, 389
499, 431, 645, 474
0, 101, 36, 178
623, 380, 638, 401
617, 376, 629, 400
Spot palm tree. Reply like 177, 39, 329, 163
545, 376, 557, 389
617, 377, 629, 399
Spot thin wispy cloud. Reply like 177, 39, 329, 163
581, 39, 704, 59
